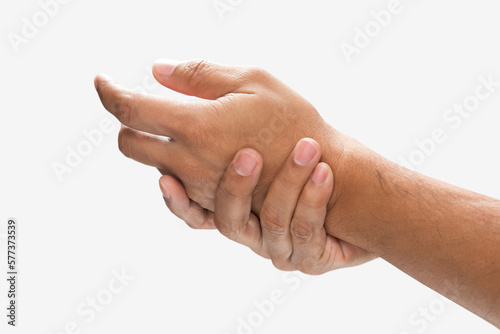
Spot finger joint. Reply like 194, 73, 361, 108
261, 207, 288, 241
290, 218, 315, 244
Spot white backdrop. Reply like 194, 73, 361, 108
1, 0, 499, 333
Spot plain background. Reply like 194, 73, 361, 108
1, 0, 500, 333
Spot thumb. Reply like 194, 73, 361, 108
152, 59, 254, 100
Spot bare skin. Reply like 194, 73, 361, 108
160, 138, 375, 274
95, 59, 500, 327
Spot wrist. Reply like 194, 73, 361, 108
319, 128, 400, 252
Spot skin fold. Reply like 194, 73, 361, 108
95, 59, 500, 327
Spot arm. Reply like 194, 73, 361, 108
319, 140, 500, 326
95, 59, 500, 326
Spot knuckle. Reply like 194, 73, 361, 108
276, 172, 302, 192
214, 214, 241, 241
217, 168, 253, 201
184, 219, 201, 230
217, 180, 242, 201
184, 59, 212, 89
184, 211, 202, 230
299, 265, 322, 276
271, 259, 292, 272
243, 66, 269, 81
300, 191, 326, 211
293, 255, 322, 275
260, 207, 287, 240
187, 221, 208, 230
218, 225, 241, 241
290, 218, 315, 243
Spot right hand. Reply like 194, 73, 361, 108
159, 138, 376, 274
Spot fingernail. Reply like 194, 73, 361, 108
312, 164, 328, 184
159, 179, 171, 200
153, 59, 181, 77
294, 139, 318, 166
234, 151, 258, 177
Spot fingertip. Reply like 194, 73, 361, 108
233, 148, 263, 177
159, 175, 185, 202
245, 148, 263, 166
159, 176, 171, 201
294, 138, 321, 166
158, 175, 194, 217
94, 73, 113, 90
324, 163, 334, 190
93, 75, 100, 90
312, 162, 333, 185
311, 163, 328, 185
303, 138, 320, 150
158, 176, 215, 229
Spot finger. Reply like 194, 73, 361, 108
118, 125, 185, 174
152, 59, 264, 100
259, 138, 321, 270
159, 175, 216, 230
94, 73, 202, 138
214, 149, 265, 255
289, 163, 335, 274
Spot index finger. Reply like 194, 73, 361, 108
94, 74, 203, 139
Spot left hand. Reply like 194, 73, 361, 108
94, 59, 343, 215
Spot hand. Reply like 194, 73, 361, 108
94, 59, 346, 215
95, 60, 500, 325
159, 138, 375, 274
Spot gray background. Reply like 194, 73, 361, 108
1, 0, 499, 333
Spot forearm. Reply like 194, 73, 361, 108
323, 132, 500, 326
